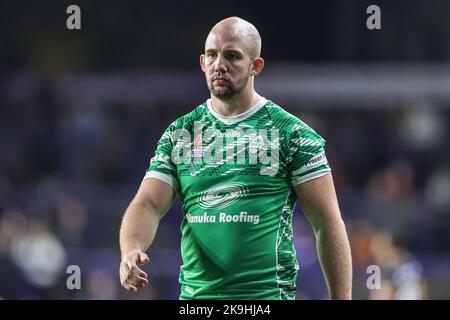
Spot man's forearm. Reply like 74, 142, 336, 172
315, 217, 352, 299
119, 200, 160, 258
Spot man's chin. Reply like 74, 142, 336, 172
212, 93, 234, 100
211, 88, 235, 99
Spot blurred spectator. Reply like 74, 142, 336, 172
368, 230, 428, 300
397, 104, 447, 152
0, 208, 27, 298
57, 196, 87, 247
365, 159, 419, 246
425, 166, 450, 253
10, 219, 66, 289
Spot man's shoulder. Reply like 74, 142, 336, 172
265, 100, 326, 152
166, 101, 208, 130
264, 100, 317, 134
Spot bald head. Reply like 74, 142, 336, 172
206, 17, 262, 59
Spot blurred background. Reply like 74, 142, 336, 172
0, 0, 449, 299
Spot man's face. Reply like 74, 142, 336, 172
201, 32, 254, 100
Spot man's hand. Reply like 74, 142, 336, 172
119, 178, 176, 292
120, 250, 150, 292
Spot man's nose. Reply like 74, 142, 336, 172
213, 55, 227, 73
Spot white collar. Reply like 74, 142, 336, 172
206, 97, 267, 125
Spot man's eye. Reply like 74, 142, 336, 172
206, 53, 216, 58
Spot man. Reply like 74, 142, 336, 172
119, 16, 352, 300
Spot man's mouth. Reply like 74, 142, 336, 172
212, 76, 228, 81
213, 78, 229, 84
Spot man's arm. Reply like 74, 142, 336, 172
294, 172, 352, 300
119, 178, 176, 292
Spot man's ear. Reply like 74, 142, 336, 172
251, 57, 265, 76
200, 54, 206, 72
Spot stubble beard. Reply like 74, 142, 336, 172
207, 72, 250, 101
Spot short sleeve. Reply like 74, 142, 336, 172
144, 123, 180, 192
286, 123, 331, 186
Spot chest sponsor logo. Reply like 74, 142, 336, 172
197, 182, 249, 210
185, 211, 260, 225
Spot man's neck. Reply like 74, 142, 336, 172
210, 91, 262, 117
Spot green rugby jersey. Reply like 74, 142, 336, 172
145, 98, 331, 300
